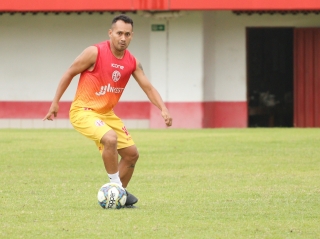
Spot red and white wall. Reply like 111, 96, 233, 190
1, 11, 320, 128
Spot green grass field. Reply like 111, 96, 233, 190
1, 128, 319, 238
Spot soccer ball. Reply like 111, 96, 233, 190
97, 183, 127, 209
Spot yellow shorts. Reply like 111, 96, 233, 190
69, 108, 135, 152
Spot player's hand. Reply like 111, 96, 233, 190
162, 108, 172, 127
43, 102, 59, 121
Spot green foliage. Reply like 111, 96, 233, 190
0, 129, 319, 238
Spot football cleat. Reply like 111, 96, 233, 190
125, 190, 138, 206
124, 204, 137, 209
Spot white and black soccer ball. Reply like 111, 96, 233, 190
97, 183, 127, 209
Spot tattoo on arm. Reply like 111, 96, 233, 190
138, 63, 145, 75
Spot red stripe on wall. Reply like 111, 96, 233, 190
203, 101, 247, 128
0, 101, 150, 119
150, 101, 247, 128
0, 101, 71, 119
0, 101, 248, 128
149, 102, 204, 129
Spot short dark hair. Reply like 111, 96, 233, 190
112, 14, 133, 29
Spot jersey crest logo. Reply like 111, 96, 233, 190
95, 119, 105, 127
112, 70, 121, 82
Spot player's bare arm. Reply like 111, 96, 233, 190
132, 59, 172, 127
43, 46, 98, 121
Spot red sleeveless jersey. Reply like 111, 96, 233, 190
70, 40, 136, 113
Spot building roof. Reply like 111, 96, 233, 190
1, 0, 320, 12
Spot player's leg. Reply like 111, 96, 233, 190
99, 129, 122, 185
103, 110, 138, 187
118, 145, 139, 188
104, 110, 139, 206
70, 109, 122, 185
118, 146, 139, 206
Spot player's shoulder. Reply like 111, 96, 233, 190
94, 40, 108, 47
82, 45, 98, 58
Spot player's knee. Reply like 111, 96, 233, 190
132, 150, 139, 163
126, 148, 139, 164
100, 130, 117, 147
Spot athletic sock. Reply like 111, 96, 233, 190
108, 172, 122, 187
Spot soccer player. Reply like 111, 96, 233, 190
43, 14, 172, 207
